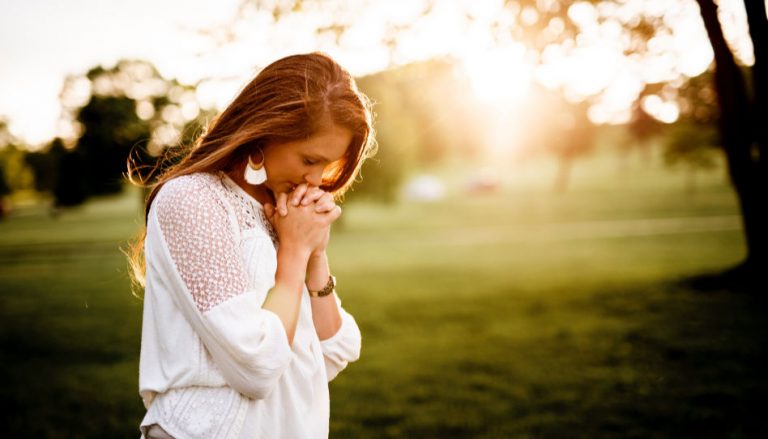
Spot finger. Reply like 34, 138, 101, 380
301, 187, 325, 206
315, 192, 337, 211
326, 205, 342, 223
314, 200, 336, 213
291, 184, 308, 206
277, 192, 289, 216
311, 189, 333, 207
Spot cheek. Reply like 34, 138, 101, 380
265, 155, 302, 183
264, 154, 286, 177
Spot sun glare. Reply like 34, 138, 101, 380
460, 44, 533, 105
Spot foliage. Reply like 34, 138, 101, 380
24, 138, 65, 193
53, 150, 90, 207
0, 118, 34, 193
76, 95, 150, 195
24, 60, 208, 207
0, 144, 35, 193
625, 70, 721, 173
351, 58, 479, 201
0, 164, 9, 197
663, 122, 720, 172
521, 86, 598, 157
219, 1, 730, 188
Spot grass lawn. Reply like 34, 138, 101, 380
1, 157, 766, 438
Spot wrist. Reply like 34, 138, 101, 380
310, 248, 327, 260
279, 242, 312, 262
308, 275, 336, 298
276, 244, 311, 290
306, 252, 330, 292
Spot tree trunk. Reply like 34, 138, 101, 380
696, 0, 765, 275
743, 0, 768, 152
742, 0, 768, 270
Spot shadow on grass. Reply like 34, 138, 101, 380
582, 276, 768, 439
332, 277, 768, 438
3, 273, 767, 438
678, 260, 768, 295
1, 321, 144, 438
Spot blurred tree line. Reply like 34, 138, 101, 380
353, 58, 484, 201
225, 0, 765, 284
1, 0, 764, 284
0, 60, 210, 213
0, 54, 722, 211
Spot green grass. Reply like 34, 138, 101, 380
1, 157, 766, 438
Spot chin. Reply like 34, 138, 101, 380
266, 181, 292, 194
285, 182, 299, 192
262, 181, 276, 194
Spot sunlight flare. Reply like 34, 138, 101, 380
460, 44, 533, 105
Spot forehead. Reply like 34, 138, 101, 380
296, 124, 353, 161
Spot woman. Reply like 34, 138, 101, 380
130, 52, 376, 438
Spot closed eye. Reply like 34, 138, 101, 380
303, 158, 318, 166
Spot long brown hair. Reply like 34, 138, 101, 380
126, 52, 376, 289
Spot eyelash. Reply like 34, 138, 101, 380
303, 158, 317, 166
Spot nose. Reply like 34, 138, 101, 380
304, 168, 323, 187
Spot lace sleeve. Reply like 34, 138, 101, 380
154, 175, 248, 313
148, 174, 292, 400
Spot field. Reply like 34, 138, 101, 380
2, 155, 766, 438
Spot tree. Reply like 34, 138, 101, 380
76, 94, 149, 195
0, 118, 35, 194
0, 117, 30, 218
692, 0, 767, 283
55, 60, 205, 205
353, 58, 481, 201
52, 149, 88, 208
0, 164, 9, 219
25, 138, 65, 193
663, 121, 720, 193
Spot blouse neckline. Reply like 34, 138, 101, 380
218, 171, 265, 209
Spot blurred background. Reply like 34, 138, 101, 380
1, 0, 767, 437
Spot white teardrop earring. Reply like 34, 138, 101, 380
244, 150, 267, 185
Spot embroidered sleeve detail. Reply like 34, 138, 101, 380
154, 174, 248, 313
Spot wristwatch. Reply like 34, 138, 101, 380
308, 275, 336, 298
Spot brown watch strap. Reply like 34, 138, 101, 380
308, 275, 336, 298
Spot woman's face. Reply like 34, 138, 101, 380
262, 123, 353, 195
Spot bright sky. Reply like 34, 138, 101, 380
0, 0, 246, 146
0, 0, 756, 147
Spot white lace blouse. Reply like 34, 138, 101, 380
138, 171, 362, 439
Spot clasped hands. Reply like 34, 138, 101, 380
262, 184, 341, 257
